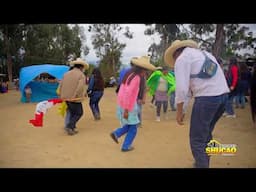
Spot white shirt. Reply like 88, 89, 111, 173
157, 77, 168, 92
174, 47, 230, 105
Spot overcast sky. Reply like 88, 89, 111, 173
80, 24, 256, 65
80, 24, 161, 65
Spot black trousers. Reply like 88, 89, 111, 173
66, 101, 83, 129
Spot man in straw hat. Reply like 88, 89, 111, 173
164, 40, 230, 168
59, 58, 89, 135
110, 56, 156, 152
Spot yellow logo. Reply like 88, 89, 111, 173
205, 139, 237, 156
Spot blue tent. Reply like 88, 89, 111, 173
19, 64, 69, 103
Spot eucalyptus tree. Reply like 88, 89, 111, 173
89, 24, 133, 78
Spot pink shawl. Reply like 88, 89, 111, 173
117, 74, 140, 111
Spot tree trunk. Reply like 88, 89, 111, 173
112, 54, 116, 78
7, 54, 12, 82
213, 24, 225, 58
4, 25, 12, 82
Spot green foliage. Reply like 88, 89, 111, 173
89, 24, 133, 79
186, 24, 256, 59
146, 23, 256, 64
145, 24, 179, 62
0, 24, 26, 80
0, 24, 89, 80
223, 24, 256, 58
150, 56, 164, 67
189, 24, 215, 36
24, 24, 86, 64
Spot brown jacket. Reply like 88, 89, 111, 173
59, 68, 86, 102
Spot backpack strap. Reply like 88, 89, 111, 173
190, 51, 207, 78
202, 51, 218, 65
190, 51, 218, 78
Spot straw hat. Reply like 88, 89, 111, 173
164, 40, 199, 67
131, 56, 156, 71
69, 58, 89, 70
155, 66, 163, 70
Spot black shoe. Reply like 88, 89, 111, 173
66, 128, 75, 136
121, 147, 134, 152
110, 132, 119, 144
94, 114, 101, 120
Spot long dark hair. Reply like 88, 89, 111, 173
91, 68, 104, 90
229, 57, 238, 66
121, 65, 146, 100
239, 62, 249, 73
122, 65, 145, 85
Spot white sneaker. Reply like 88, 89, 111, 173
156, 116, 160, 122
225, 114, 236, 118
222, 112, 228, 117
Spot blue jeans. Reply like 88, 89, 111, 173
66, 102, 83, 129
225, 92, 235, 115
235, 93, 245, 108
113, 124, 137, 150
89, 91, 103, 118
235, 81, 248, 108
170, 91, 176, 110
190, 93, 228, 168
64, 109, 71, 128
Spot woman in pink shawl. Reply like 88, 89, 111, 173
110, 56, 156, 152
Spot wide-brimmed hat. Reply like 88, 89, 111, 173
131, 56, 156, 71
69, 58, 89, 70
155, 66, 163, 70
164, 40, 199, 67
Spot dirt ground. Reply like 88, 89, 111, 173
0, 88, 256, 168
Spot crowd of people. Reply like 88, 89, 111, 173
54, 42, 256, 169
2, 38, 256, 168
22, 39, 253, 168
